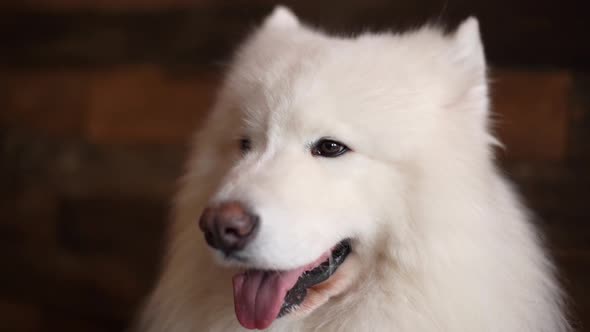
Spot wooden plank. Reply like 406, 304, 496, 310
0, 9, 254, 68
0, 0, 588, 68
0, 300, 42, 332
1, 131, 184, 198
0, 0, 205, 11
491, 70, 571, 160
86, 66, 218, 144
0, 67, 218, 144
0, 69, 92, 136
569, 73, 590, 161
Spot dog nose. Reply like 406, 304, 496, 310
198, 201, 259, 254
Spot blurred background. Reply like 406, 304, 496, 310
1, 0, 589, 331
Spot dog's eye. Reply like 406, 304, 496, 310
239, 138, 252, 154
311, 139, 349, 158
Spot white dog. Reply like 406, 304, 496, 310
137, 6, 570, 331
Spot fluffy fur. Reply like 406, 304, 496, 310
137, 6, 570, 332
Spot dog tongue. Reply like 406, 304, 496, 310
233, 268, 305, 330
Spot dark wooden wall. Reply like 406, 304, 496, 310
1, 1, 589, 331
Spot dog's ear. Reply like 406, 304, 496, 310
450, 18, 491, 121
263, 6, 299, 29
452, 17, 485, 77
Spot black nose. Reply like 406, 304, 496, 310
198, 201, 259, 255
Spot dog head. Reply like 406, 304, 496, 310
177, 6, 490, 329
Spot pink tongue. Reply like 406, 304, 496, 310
233, 268, 305, 330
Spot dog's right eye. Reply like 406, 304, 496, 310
239, 138, 252, 154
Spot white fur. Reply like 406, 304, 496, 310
137, 6, 570, 332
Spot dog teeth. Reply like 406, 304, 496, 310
328, 255, 335, 276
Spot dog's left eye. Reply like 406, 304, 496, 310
311, 139, 349, 158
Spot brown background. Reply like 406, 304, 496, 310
1, 1, 589, 331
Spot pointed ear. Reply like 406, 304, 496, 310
450, 18, 490, 120
453, 17, 486, 75
263, 6, 299, 29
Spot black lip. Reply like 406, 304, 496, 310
278, 239, 352, 318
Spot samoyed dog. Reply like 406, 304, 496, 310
137, 6, 570, 332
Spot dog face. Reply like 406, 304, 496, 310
178, 7, 489, 326
200, 7, 487, 269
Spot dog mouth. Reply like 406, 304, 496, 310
232, 239, 352, 330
